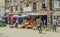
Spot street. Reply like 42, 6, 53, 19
0, 27, 60, 37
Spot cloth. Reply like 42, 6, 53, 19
27, 20, 35, 27
16, 20, 19, 24
52, 25, 57, 32
38, 27, 42, 33
39, 21, 43, 27
52, 19, 57, 25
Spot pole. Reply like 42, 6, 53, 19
5, 0, 6, 16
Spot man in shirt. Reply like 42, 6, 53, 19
52, 16, 58, 32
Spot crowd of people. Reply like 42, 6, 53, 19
4, 15, 58, 33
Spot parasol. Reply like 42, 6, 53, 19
20, 15, 27, 17
11, 15, 20, 18
27, 13, 39, 16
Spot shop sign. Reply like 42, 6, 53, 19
23, 7, 32, 12
42, 11, 47, 15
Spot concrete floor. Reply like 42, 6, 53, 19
0, 27, 60, 37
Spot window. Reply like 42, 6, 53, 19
42, 2, 46, 9
26, 3, 29, 7
54, 1, 60, 8
11, 7, 13, 12
20, 7, 23, 12
15, 6, 17, 10
33, 2, 36, 10
58, 3, 60, 7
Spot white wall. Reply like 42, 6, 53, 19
0, 7, 5, 16
0, 0, 5, 16
23, 7, 32, 12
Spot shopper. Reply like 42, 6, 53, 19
21, 19, 28, 28
37, 19, 43, 33
15, 18, 19, 28
52, 16, 58, 32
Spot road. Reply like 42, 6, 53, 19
0, 27, 60, 37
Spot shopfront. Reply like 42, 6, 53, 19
38, 11, 48, 26
40, 15, 47, 26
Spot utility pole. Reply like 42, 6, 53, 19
5, 0, 6, 16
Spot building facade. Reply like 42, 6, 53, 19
5, 0, 52, 25
5, 0, 60, 25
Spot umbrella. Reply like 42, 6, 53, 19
27, 13, 39, 16
11, 15, 20, 18
20, 15, 27, 17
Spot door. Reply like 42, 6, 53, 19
41, 15, 47, 26
57, 16, 60, 26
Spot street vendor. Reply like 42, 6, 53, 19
15, 18, 19, 28
21, 19, 28, 28
27, 19, 35, 29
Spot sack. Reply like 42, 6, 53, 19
10, 25, 14, 28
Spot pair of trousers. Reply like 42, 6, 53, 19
15, 23, 18, 28
38, 27, 42, 33
52, 25, 57, 32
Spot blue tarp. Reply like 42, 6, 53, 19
18, 17, 23, 24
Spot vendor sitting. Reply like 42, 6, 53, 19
21, 20, 28, 28
26, 19, 35, 29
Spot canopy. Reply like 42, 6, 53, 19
27, 13, 39, 16
11, 15, 20, 18
20, 15, 27, 17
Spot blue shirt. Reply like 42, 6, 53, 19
52, 19, 57, 25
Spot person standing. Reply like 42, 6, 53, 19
43, 20, 46, 28
37, 19, 43, 33
52, 16, 58, 32
15, 18, 19, 28
10, 17, 14, 28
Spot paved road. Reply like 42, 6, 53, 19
0, 27, 60, 37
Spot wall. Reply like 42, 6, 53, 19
0, 0, 5, 16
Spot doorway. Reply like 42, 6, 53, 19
57, 16, 60, 26
41, 15, 47, 26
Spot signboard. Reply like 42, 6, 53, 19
0, 0, 5, 7
6, 9, 10, 13
23, 7, 32, 12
